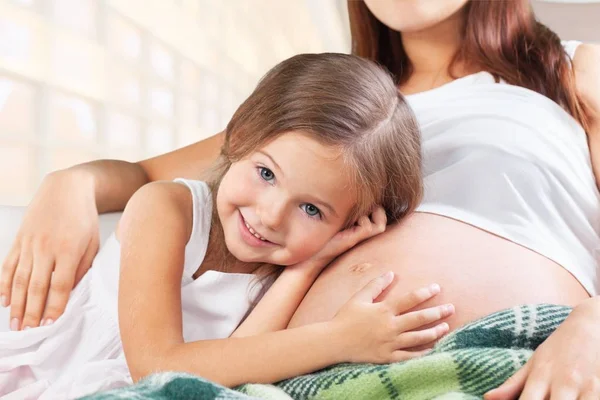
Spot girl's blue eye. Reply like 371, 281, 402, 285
259, 167, 275, 182
301, 203, 321, 218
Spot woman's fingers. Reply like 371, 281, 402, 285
396, 303, 455, 331
396, 322, 450, 348
73, 236, 98, 286
21, 255, 54, 329
484, 360, 531, 400
0, 243, 20, 307
9, 246, 34, 331
41, 256, 78, 326
518, 365, 550, 400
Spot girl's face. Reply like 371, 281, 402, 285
217, 132, 357, 266
364, 0, 469, 33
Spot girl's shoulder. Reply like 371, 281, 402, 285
117, 180, 214, 285
117, 180, 198, 247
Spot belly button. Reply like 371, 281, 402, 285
349, 262, 373, 273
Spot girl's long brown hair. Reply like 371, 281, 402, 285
348, 0, 589, 130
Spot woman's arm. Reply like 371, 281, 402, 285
573, 44, 600, 186
0, 132, 223, 330
118, 183, 452, 388
92, 132, 225, 213
485, 44, 600, 399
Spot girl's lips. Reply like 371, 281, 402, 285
238, 212, 277, 248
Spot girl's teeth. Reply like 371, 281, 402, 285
245, 221, 266, 241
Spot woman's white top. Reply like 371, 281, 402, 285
0, 179, 260, 399
410, 40, 600, 295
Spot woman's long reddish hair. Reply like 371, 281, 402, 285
348, 0, 589, 130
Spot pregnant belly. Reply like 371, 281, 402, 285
288, 212, 590, 332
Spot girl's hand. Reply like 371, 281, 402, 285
484, 296, 600, 400
332, 271, 454, 364
0, 171, 99, 330
307, 206, 387, 269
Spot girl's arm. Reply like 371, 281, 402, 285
232, 210, 388, 337
118, 182, 453, 388
230, 265, 320, 337
0, 132, 223, 331
117, 182, 348, 386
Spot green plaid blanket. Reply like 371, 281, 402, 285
83, 304, 570, 400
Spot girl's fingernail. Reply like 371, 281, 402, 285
43, 319, 54, 326
382, 271, 394, 280
429, 284, 440, 294
23, 326, 31, 330
1, 295, 6, 307
445, 304, 455, 313
10, 318, 19, 331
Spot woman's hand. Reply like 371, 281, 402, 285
331, 271, 454, 364
484, 296, 600, 400
0, 170, 100, 330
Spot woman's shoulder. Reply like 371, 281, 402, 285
572, 43, 600, 121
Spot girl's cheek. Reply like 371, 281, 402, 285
291, 230, 327, 257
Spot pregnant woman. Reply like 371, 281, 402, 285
2, 0, 600, 398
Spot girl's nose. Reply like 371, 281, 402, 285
258, 196, 286, 231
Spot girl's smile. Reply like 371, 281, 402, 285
238, 210, 277, 248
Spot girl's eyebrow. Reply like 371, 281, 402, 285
304, 194, 338, 218
258, 150, 284, 178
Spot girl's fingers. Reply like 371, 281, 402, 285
371, 207, 387, 230
396, 322, 450, 348
390, 349, 431, 363
352, 271, 395, 303
357, 216, 372, 235
384, 283, 441, 315
396, 303, 455, 331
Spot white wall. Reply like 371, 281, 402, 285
533, 0, 600, 43
0, 0, 348, 206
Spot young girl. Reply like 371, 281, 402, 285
0, 53, 454, 398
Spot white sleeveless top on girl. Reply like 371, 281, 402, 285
0, 179, 260, 399
409, 40, 600, 295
